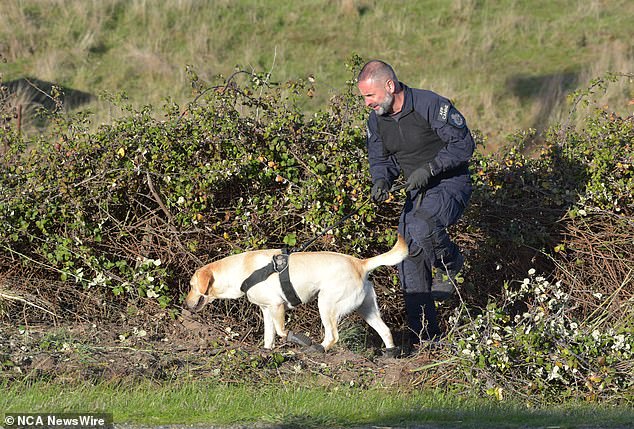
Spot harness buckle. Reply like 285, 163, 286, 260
273, 254, 289, 273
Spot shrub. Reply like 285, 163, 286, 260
0, 57, 398, 310
427, 73, 633, 402
445, 269, 633, 403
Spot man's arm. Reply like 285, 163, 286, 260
425, 96, 475, 176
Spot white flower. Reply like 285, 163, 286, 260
528, 268, 536, 276
88, 272, 108, 288
547, 365, 562, 381
612, 334, 626, 351
461, 348, 475, 358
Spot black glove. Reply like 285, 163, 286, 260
406, 165, 432, 192
371, 179, 389, 203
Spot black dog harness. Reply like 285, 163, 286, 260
240, 249, 302, 306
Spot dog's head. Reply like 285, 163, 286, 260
185, 266, 214, 312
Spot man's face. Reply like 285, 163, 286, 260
358, 79, 394, 116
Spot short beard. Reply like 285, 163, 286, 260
375, 92, 394, 116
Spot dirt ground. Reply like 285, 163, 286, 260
0, 304, 435, 388
3, 304, 632, 429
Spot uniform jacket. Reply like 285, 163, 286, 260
365, 84, 475, 190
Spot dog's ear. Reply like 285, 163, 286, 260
194, 266, 214, 295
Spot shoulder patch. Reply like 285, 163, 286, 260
437, 103, 450, 122
448, 107, 466, 128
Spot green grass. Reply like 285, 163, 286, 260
2, 380, 633, 428
1, 0, 632, 148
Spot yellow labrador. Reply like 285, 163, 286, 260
185, 235, 407, 355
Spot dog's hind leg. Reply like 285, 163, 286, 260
356, 283, 395, 349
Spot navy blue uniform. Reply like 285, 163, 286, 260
365, 84, 474, 340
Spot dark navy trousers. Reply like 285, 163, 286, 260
397, 173, 471, 341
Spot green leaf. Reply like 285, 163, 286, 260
283, 233, 297, 246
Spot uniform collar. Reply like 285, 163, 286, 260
399, 84, 414, 115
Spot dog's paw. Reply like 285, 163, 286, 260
304, 343, 325, 354
287, 330, 313, 347
384, 347, 402, 358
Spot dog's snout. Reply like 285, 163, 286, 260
194, 295, 205, 312
186, 293, 208, 312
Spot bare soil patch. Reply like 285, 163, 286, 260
0, 304, 435, 387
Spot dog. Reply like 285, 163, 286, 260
185, 234, 408, 355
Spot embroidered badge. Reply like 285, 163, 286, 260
438, 103, 449, 121
449, 108, 466, 128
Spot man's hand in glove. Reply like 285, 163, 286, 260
371, 179, 390, 203
406, 166, 432, 192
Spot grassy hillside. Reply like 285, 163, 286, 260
1, 0, 632, 148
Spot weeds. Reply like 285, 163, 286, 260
443, 270, 633, 403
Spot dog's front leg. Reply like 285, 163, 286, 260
270, 303, 288, 339
261, 306, 276, 349
261, 304, 288, 349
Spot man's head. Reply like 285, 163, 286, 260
357, 60, 401, 116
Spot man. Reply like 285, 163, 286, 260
357, 60, 474, 346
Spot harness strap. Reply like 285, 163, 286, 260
240, 263, 276, 293
239, 249, 302, 307
278, 249, 302, 307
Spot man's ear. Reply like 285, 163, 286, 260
385, 79, 395, 94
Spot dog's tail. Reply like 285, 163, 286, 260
361, 234, 409, 273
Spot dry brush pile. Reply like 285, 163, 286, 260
1, 64, 632, 403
